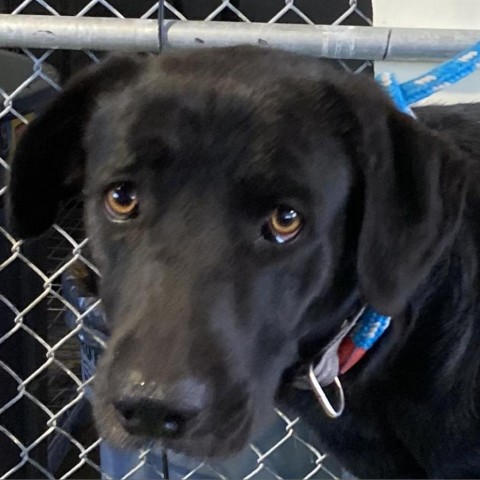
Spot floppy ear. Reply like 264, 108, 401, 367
6, 54, 142, 238
355, 105, 467, 316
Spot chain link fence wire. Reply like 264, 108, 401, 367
0, 1, 373, 478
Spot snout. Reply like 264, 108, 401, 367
112, 375, 208, 440
93, 367, 256, 458
92, 330, 259, 458
91, 252, 297, 457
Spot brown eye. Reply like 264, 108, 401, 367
263, 206, 303, 243
104, 183, 138, 221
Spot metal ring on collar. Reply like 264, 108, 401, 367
308, 364, 345, 419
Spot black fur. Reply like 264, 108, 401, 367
7, 46, 480, 478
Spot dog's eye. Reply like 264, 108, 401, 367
105, 183, 138, 221
263, 206, 303, 243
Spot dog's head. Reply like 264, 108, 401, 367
7, 47, 466, 457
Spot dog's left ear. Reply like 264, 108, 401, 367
354, 103, 467, 316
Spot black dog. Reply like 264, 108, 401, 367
7, 46, 480, 478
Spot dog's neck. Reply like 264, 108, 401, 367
351, 232, 480, 396
293, 219, 480, 395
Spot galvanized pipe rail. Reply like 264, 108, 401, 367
0, 14, 479, 61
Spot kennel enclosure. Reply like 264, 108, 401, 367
0, 1, 479, 478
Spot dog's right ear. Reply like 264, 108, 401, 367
6, 54, 142, 238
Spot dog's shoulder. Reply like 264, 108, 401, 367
416, 103, 480, 160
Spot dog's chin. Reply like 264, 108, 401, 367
92, 399, 254, 460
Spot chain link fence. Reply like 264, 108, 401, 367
0, 1, 376, 479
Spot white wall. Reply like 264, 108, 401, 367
373, 0, 480, 105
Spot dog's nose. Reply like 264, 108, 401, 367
112, 377, 208, 439
114, 397, 194, 438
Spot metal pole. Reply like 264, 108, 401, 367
0, 14, 479, 61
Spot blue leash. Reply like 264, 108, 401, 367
376, 40, 480, 116
352, 40, 480, 351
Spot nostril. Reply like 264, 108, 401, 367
116, 405, 134, 420
118, 404, 134, 422
123, 409, 133, 421
114, 400, 142, 430
162, 413, 185, 436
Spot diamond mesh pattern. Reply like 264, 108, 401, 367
0, 1, 373, 478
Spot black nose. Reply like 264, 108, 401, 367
112, 378, 208, 439
114, 398, 193, 438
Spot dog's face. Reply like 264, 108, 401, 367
7, 47, 466, 458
